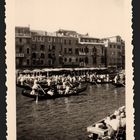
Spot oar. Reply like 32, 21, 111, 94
24, 82, 32, 89
36, 93, 38, 104
94, 80, 99, 87
121, 83, 125, 87
38, 84, 46, 95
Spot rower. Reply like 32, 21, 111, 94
30, 79, 39, 95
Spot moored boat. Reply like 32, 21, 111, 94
112, 82, 125, 87
16, 83, 32, 90
87, 106, 126, 140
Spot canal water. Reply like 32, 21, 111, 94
16, 84, 125, 140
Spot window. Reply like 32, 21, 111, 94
76, 58, 78, 62
40, 53, 45, 58
37, 37, 40, 41
79, 58, 82, 62
56, 38, 59, 43
75, 48, 79, 54
32, 44, 36, 50
69, 58, 72, 62
32, 60, 36, 65
27, 48, 30, 54
64, 58, 67, 62
48, 45, 52, 51
64, 39, 67, 45
64, 48, 67, 53
41, 37, 44, 41
48, 53, 52, 58
19, 46, 22, 53
53, 38, 55, 42
69, 40, 71, 45
101, 56, 104, 64
76, 40, 78, 44
27, 59, 29, 65
117, 45, 121, 49
84, 47, 89, 53
40, 45, 45, 51
93, 56, 97, 64
19, 38, 22, 43
101, 46, 104, 54
32, 37, 36, 41
93, 47, 97, 53
27, 38, 30, 44
110, 45, 112, 48
85, 57, 88, 64
52, 45, 55, 50
40, 60, 44, 65
48, 37, 52, 42
59, 57, 63, 64
69, 48, 72, 54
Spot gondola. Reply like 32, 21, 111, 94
112, 82, 125, 87
21, 83, 88, 100
88, 80, 112, 85
16, 83, 32, 90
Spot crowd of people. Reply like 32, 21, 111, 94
88, 106, 126, 140
17, 71, 125, 96
17, 73, 88, 96
16, 71, 120, 86
114, 73, 125, 84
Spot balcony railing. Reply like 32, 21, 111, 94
16, 53, 24, 57
15, 33, 31, 38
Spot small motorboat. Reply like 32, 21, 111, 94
87, 106, 126, 140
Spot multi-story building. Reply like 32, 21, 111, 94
15, 27, 125, 69
102, 36, 125, 69
15, 27, 31, 67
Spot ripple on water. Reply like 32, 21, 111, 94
16, 84, 125, 140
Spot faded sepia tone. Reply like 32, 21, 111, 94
6, 0, 133, 140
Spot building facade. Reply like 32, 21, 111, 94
102, 36, 125, 69
15, 27, 125, 69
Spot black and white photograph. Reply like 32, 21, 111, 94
6, 0, 133, 139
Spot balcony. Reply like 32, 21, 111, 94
79, 52, 86, 56
15, 33, 31, 38
16, 53, 24, 57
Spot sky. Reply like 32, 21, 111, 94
15, 0, 125, 39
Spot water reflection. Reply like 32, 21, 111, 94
16, 84, 125, 140
64, 98, 70, 114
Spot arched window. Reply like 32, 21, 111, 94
27, 48, 30, 54
92, 47, 97, 53
40, 53, 45, 58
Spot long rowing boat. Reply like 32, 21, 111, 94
21, 83, 87, 100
